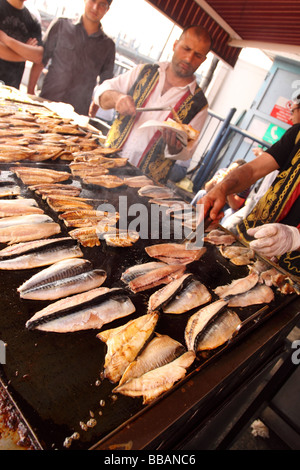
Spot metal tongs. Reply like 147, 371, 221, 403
135, 106, 173, 112
182, 215, 212, 245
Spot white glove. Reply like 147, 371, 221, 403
247, 223, 300, 258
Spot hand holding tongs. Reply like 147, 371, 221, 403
182, 215, 212, 245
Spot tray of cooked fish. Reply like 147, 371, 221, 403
0, 139, 299, 450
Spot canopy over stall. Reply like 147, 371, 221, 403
146, 0, 300, 67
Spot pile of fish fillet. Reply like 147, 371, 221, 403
0, 95, 297, 408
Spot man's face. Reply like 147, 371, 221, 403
290, 103, 300, 125
172, 29, 211, 78
84, 0, 110, 23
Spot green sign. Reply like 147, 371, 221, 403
263, 124, 286, 145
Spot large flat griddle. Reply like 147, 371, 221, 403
0, 160, 298, 450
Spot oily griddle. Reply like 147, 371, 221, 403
0, 161, 297, 450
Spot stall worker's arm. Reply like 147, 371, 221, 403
198, 153, 279, 222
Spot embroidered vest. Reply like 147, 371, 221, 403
105, 64, 208, 183
237, 130, 300, 276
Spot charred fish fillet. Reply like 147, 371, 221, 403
69, 226, 101, 247
0, 237, 83, 270
26, 287, 135, 333
145, 243, 206, 265
97, 312, 159, 383
113, 351, 196, 404
18, 258, 107, 300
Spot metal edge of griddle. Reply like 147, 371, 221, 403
0, 374, 43, 450
90, 291, 300, 450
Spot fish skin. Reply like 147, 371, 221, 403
214, 273, 259, 299
196, 310, 241, 352
162, 276, 212, 314
113, 351, 196, 404
18, 258, 107, 300
121, 261, 166, 284
185, 299, 228, 351
0, 237, 83, 270
26, 287, 136, 333
128, 264, 186, 293
97, 312, 159, 383
145, 243, 206, 265
119, 334, 185, 386
148, 273, 193, 312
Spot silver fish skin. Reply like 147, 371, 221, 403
163, 278, 212, 314
113, 351, 196, 405
18, 258, 107, 300
148, 273, 212, 313
148, 273, 193, 312
119, 333, 185, 386
197, 310, 241, 352
185, 299, 228, 351
121, 261, 166, 284
0, 237, 83, 270
26, 287, 136, 333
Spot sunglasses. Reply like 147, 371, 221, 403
291, 106, 300, 115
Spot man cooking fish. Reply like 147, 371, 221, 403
89, 25, 212, 183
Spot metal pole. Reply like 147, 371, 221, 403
193, 107, 236, 192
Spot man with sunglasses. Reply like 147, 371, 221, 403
28, 0, 115, 116
290, 95, 300, 125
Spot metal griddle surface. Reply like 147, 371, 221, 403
0, 161, 298, 450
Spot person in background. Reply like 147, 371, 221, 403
89, 25, 212, 183
223, 94, 300, 233
0, 0, 43, 89
191, 159, 250, 217
28, 0, 115, 116
198, 122, 300, 276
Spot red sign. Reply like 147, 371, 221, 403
270, 97, 293, 126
